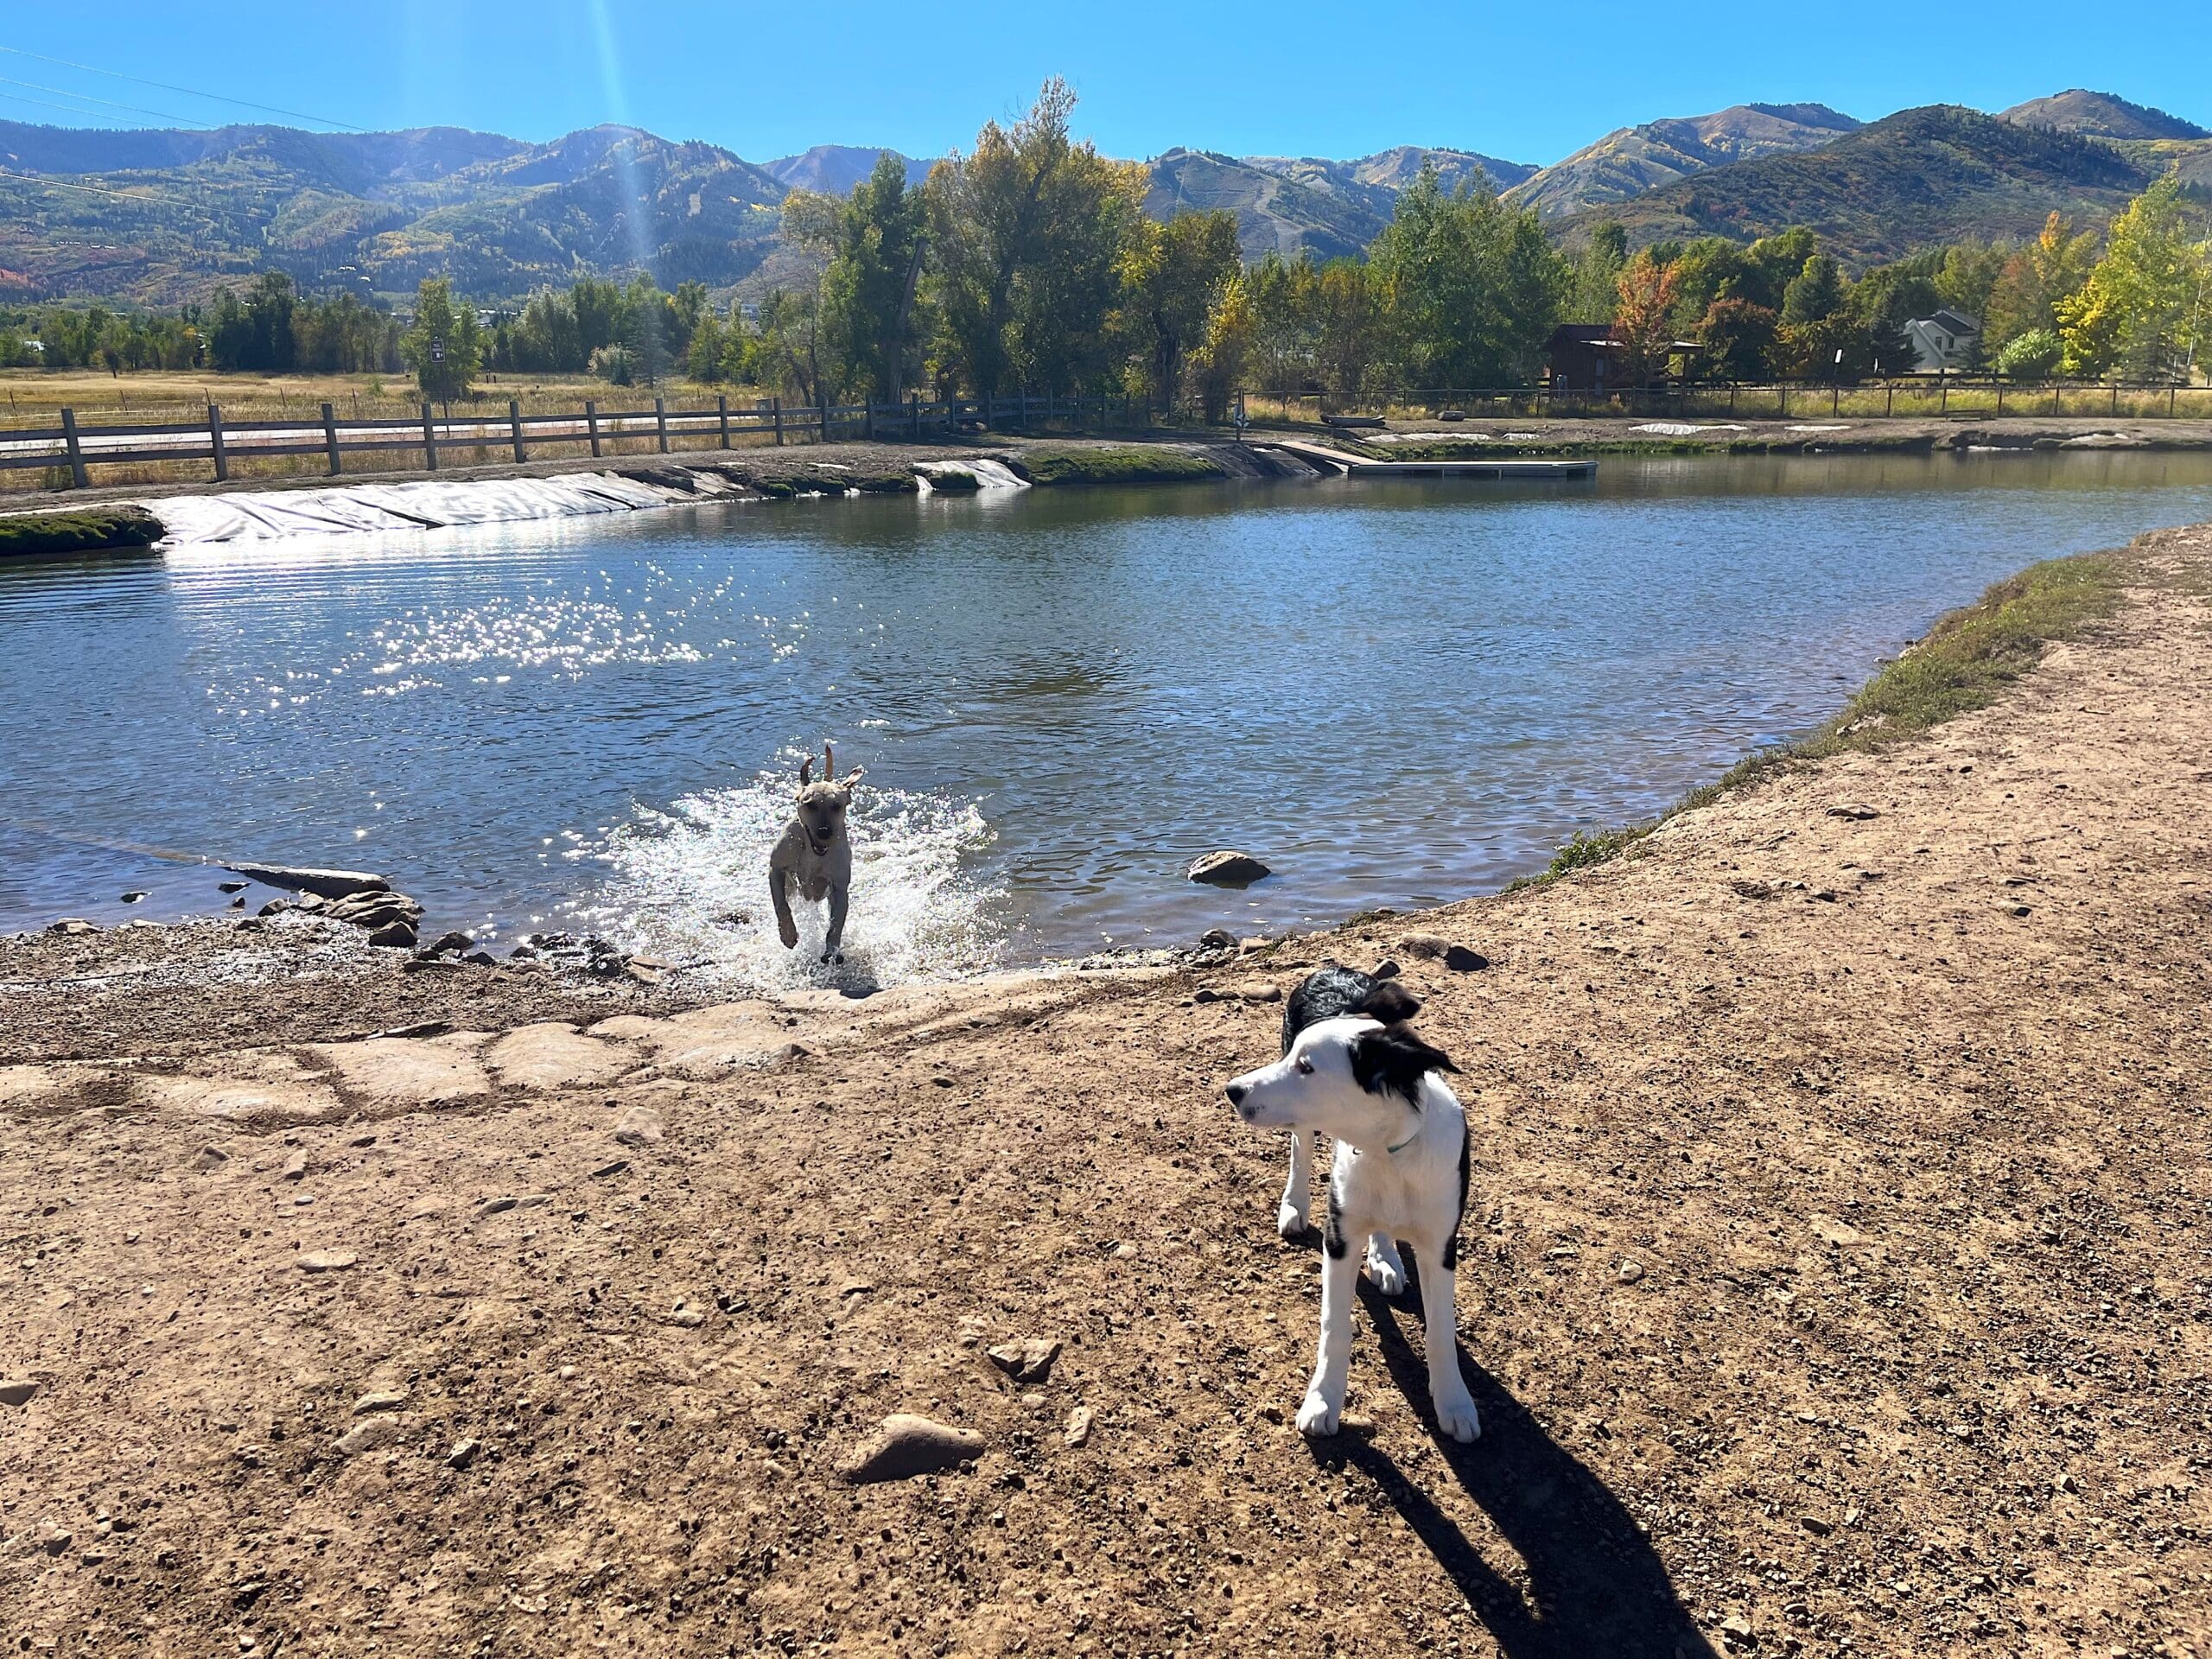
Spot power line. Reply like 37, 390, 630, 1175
0, 45, 364, 132
0, 75, 204, 128
0, 166, 225, 226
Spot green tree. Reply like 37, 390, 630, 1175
788, 153, 930, 402
924, 79, 1147, 400
1246, 250, 1321, 392
1116, 209, 1241, 414
400, 276, 481, 402
1993, 327, 2063, 378
2057, 172, 2209, 379
1368, 165, 1568, 386
1313, 258, 1381, 393
1570, 222, 1628, 322
1695, 296, 1778, 381
1982, 213, 2099, 356
1191, 271, 1257, 422
1780, 254, 1846, 327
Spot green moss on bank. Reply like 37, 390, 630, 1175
1526, 548, 2130, 883
1010, 446, 1226, 486
0, 506, 163, 558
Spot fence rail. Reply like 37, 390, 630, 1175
3, 391, 1150, 490
1254, 378, 2212, 423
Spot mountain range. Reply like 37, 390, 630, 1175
0, 88, 2204, 308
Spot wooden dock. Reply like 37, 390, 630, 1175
1266, 439, 1596, 480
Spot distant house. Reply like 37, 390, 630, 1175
1543, 324, 1706, 391
1904, 310, 1980, 372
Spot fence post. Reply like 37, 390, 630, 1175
60, 407, 90, 488
510, 398, 527, 464
718, 394, 731, 450
654, 396, 670, 454
421, 401, 438, 470
1778, 384, 1787, 418
2171, 385, 2178, 417
321, 402, 341, 476
2111, 383, 2118, 415
1995, 383, 2004, 417
2053, 382, 2062, 417
817, 389, 829, 446
864, 397, 875, 442
202, 404, 227, 483
1886, 382, 1894, 416
586, 399, 601, 458
911, 393, 919, 439
1940, 378, 1948, 416
772, 397, 784, 446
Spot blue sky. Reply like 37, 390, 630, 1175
3, 1, 2209, 166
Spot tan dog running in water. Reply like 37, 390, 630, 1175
768, 743, 866, 963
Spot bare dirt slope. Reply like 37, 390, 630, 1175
3, 531, 2209, 1658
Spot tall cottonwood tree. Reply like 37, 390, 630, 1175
786, 154, 929, 402
923, 79, 1146, 400
2058, 171, 2209, 378
1366, 167, 1567, 387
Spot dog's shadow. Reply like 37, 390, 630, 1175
1301, 1263, 1718, 1659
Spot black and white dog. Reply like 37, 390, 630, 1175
1224, 965, 1479, 1441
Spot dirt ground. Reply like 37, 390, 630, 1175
3, 527, 2209, 1658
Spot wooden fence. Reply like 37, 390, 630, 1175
3, 391, 1149, 490
1256, 379, 2212, 423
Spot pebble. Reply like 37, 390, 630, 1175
445, 1437, 480, 1470
1197, 928, 1236, 951
836, 1414, 985, 1484
297, 1250, 358, 1274
1442, 944, 1491, 972
987, 1338, 1063, 1384
1616, 1258, 1646, 1284
0, 1379, 41, 1408
1800, 1513, 1834, 1536
280, 1151, 308, 1183
217, 880, 248, 893
590, 1159, 630, 1179
47, 918, 96, 936
353, 1390, 409, 1415
1064, 1405, 1092, 1446
120, 891, 148, 904
1826, 804, 1881, 820
366, 920, 418, 949
194, 1143, 231, 1170
613, 1106, 664, 1147
1234, 982, 1282, 1003
1370, 959, 1401, 980
479, 1196, 519, 1216
1399, 933, 1451, 960
38, 1523, 73, 1555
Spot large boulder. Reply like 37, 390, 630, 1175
225, 863, 391, 901
1188, 849, 1271, 887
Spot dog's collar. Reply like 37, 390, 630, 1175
1385, 1126, 1420, 1155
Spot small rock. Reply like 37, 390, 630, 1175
330, 1417, 402, 1458
1616, 1258, 1645, 1284
2055, 1472, 2079, 1494
1064, 1406, 1092, 1447
463, 950, 497, 966
38, 1523, 72, 1555
478, 1196, 519, 1216
1442, 944, 1490, 972
1399, 933, 1451, 959
229, 896, 245, 909
986, 1338, 1063, 1384
1187, 849, 1271, 887
1235, 982, 1282, 1003
426, 931, 474, 955
257, 899, 290, 918
837, 1414, 985, 1483
1826, 804, 1881, 821
47, 918, 96, 936
120, 890, 148, 904
217, 880, 248, 893
366, 920, 418, 949
296, 1250, 358, 1274
613, 1106, 664, 1147
445, 1437, 480, 1470
1800, 1513, 1833, 1536
194, 1142, 231, 1170
714, 909, 752, 928
1719, 1612, 1755, 1646
0, 1379, 41, 1408
1370, 959, 1401, 980
353, 1390, 409, 1415
1810, 889, 1839, 903
590, 1159, 630, 1179
626, 962, 665, 988
1197, 928, 1236, 951
280, 1150, 308, 1183
1192, 987, 1223, 1003
224, 863, 389, 901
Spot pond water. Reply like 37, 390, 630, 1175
5, 450, 2209, 989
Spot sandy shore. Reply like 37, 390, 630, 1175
2, 525, 2209, 1656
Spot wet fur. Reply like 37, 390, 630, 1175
767, 748, 865, 963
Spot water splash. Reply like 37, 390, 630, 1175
583, 770, 1003, 994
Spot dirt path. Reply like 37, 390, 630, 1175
3, 529, 2209, 1658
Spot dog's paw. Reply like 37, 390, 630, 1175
819, 948, 842, 965
1364, 1239, 1408, 1298
1433, 1389, 1482, 1445
777, 920, 799, 950
1276, 1202, 1308, 1241
1294, 1391, 1342, 1438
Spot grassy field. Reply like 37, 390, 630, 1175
1249, 383, 2212, 426
0, 368, 760, 427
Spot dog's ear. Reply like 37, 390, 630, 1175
1357, 982, 1421, 1026
842, 766, 867, 788
799, 755, 814, 787
1349, 1024, 1457, 1104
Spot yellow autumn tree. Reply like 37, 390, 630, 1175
2057, 171, 2209, 378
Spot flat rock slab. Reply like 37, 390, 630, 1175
297, 1250, 358, 1273
225, 863, 390, 900
0, 1065, 77, 1115
132, 1057, 346, 1127
308, 1033, 493, 1109
486, 1022, 637, 1090
837, 1414, 985, 1483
